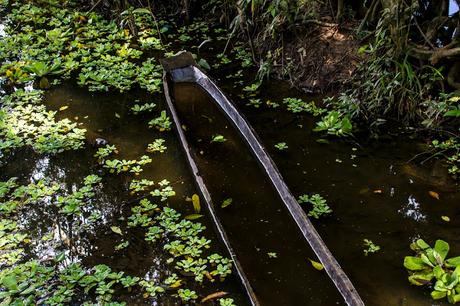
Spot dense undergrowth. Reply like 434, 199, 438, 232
77, 0, 460, 179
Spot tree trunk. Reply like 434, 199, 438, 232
336, 0, 344, 21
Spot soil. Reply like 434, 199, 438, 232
274, 20, 361, 93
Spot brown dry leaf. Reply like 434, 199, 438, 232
429, 191, 440, 200
201, 291, 228, 303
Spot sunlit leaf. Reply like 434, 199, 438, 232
221, 198, 233, 208
185, 214, 203, 220
404, 256, 426, 270
309, 258, 324, 271
192, 194, 201, 213
111, 226, 123, 235
441, 216, 450, 222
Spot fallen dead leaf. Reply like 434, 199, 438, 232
201, 291, 228, 303
429, 191, 440, 200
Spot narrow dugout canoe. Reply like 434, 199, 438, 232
161, 51, 364, 306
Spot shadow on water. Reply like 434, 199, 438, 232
171, 82, 343, 305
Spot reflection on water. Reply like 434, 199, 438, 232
399, 195, 426, 222
450, 0, 459, 15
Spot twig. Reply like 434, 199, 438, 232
147, 0, 166, 50
87, 0, 103, 13
414, 17, 435, 49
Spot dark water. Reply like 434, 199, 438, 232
166, 76, 459, 305
0, 82, 249, 305
1, 48, 458, 306
214, 78, 460, 306
172, 83, 343, 305
2, 75, 458, 305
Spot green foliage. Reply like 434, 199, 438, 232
149, 111, 171, 132
23, 60, 63, 77
127, 196, 232, 284
0, 3, 241, 304
283, 98, 325, 116
139, 280, 165, 297
298, 193, 332, 219
177, 288, 198, 302
103, 155, 152, 175
0, 89, 43, 107
313, 110, 352, 137
130, 102, 156, 114
129, 179, 154, 194
274, 142, 288, 151
136, 58, 163, 93
363, 239, 381, 256
146, 138, 167, 153
0, 261, 141, 304
78, 57, 139, 92
220, 298, 237, 306
242, 82, 261, 93
247, 98, 262, 108
94, 144, 118, 164
332, 11, 446, 126
150, 180, 176, 201
404, 239, 460, 303
211, 134, 226, 143
0, 104, 86, 154
56, 174, 102, 215
432, 139, 460, 179
234, 45, 253, 68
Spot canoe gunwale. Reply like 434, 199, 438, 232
162, 71, 260, 306
161, 52, 364, 306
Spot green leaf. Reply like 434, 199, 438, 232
111, 226, 123, 235
416, 239, 430, 250
309, 259, 324, 271
54, 252, 66, 262
433, 265, 445, 280
132, 8, 151, 15
434, 240, 450, 261
431, 290, 447, 300
404, 256, 427, 270
184, 214, 203, 220
221, 198, 233, 208
197, 58, 210, 71
2, 276, 18, 291
408, 272, 434, 286
316, 139, 330, 144
446, 256, 460, 268
340, 116, 352, 134
421, 253, 435, 267
453, 293, 460, 303
444, 109, 460, 117
191, 194, 201, 213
